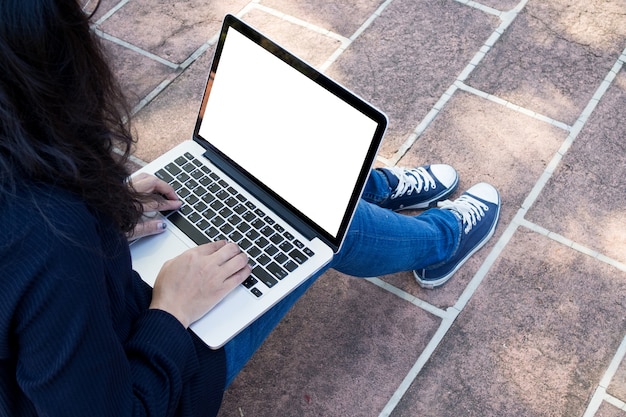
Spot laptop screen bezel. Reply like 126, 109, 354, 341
192, 14, 387, 252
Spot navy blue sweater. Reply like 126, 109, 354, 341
0, 183, 226, 416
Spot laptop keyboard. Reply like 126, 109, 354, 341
153, 152, 315, 298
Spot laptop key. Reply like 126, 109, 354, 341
182, 162, 196, 173
165, 162, 182, 176
239, 239, 253, 250
288, 248, 307, 264
242, 212, 256, 223
251, 218, 265, 230
242, 276, 258, 288
168, 212, 210, 245
257, 254, 271, 266
155, 169, 174, 183
220, 224, 234, 235
267, 262, 288, 280
245, 229, 260, 241
237, 222, 251, 233
252, 266, 278, 288
265, 245, 279, 257
255, 237, 269, 249
178, 188, 191, 198
176, 172, 190, 183
284, 260, 298, 272
188, 212, 202, 223
196, 219, 210, 230
270, 233, 284, 245
185, 194, 199, 205
248, 246, 261, 258
274, 253, 288, 264
279, 241, 293, 253
228, 214, 242, 226
193, 201, 207, 212
229, 231, 243, 242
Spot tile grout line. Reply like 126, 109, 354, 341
378, 313, 459, 417
364, 278, 449, 319
380, 7, 626, 417
452, 0, 505, 17
455, 81, 572, 131
388, 0, 529, 166
452, 45, 626, 417
583, 334, 626, 416
604, 393, 626, 411
94, 29, 179, 70
458, 46, 626, 417
378, 2, 535, 415
97, 2, 259, 125
111, 0, 396, 160
518, 219, 626, 273
318, 0, 398, 73
93, 0, 131, 26
250, 3, 349, 44
520, 47, 626, 213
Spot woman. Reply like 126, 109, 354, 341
0, 1, 500, 416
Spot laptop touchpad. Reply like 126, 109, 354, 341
130, 229, 190, 287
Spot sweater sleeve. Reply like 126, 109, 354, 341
1, 190, 224, 416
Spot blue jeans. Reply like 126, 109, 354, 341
223, 169, 460, 387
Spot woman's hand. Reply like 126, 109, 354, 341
127, 173, 182, 240
149, 241, 252, 328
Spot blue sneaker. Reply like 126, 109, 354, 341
414, 183, 501, 289
378, 165, 459, 211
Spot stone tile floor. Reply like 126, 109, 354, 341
91, 0, 626, 415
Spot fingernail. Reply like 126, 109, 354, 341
159, 222, 167, 230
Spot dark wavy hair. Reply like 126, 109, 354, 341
0, 0, 142, 233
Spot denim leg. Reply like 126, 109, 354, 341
361, 168, 390, 204
223, 196, 460, 387
330, 199, 460, 276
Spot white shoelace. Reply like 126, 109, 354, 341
437, 194, 489, 234
388, 166, 436, 200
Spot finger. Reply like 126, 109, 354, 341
193, 240, 229, 256
132, 172, 152, 182
217, 251, 251, 282
213, 257, 251, 292
213, 242, 247, 266
225, 254, 252, 281
132, 174, 180, 202
127, 219, 167, 240
142, 194, 182, 212
150, 178, 180, 201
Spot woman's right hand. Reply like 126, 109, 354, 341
149, 241, 251, 329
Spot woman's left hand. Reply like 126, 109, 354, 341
127, 173, 182, 240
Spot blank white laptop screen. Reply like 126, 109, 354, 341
198, 28, 379, 238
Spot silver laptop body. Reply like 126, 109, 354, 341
130, 14, 387, 348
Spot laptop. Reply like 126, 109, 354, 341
130, 14, 387, 349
